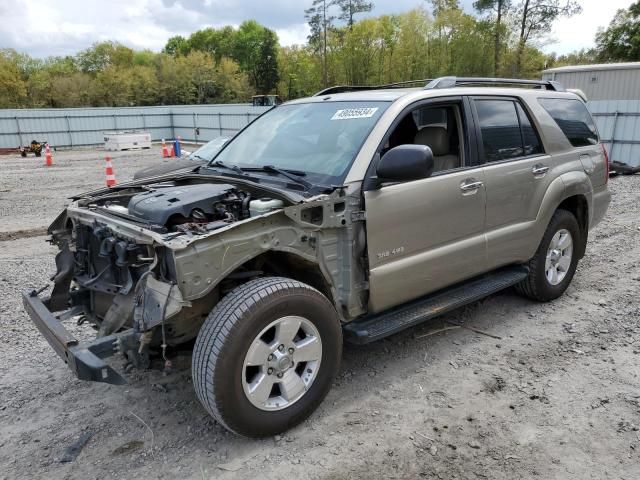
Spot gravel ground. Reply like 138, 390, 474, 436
0, 166, 638, 479
0, 147, 182, 236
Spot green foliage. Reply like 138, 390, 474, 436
0, 50, 28, 108
335, 0, 373, 28
595, 1, 640, 61
233, 21, 280, 93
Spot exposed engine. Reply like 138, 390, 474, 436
99, 183, 283, 234
127, 183, 248, 233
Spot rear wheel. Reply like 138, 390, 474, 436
516, 209, 580, 301
192, 277, 342, 437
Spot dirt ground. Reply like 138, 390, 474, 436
0, 147, 180, 236
0, 149, 638, 480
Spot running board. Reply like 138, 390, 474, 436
343, 266, 528, 344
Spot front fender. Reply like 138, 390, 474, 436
171, 212, 319, 301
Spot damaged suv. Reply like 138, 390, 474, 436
23, 77, 610, 437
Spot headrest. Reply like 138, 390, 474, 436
414, 126, 448, 156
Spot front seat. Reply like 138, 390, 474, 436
414, 126, 459, 172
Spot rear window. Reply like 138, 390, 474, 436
538, 98, 598, 147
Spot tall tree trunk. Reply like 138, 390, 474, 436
323, 1, 328, 87
494, 0, 502, 77
516, 0, 530, 76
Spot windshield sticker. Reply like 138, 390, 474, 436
331, 107, 378, 120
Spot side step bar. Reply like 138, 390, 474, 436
343, 266, 529, 344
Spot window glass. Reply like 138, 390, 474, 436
516, 103, 543, 156
475, 100, 523, 161
210, 101, 389, 185
538, 98, 598, 147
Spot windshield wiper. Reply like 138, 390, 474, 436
254, 165, 313, 190
211, 160, 246, 176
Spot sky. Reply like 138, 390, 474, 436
0, 0, 635, 59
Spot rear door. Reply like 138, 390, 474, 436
364, 98, 488, 313
470, 96, 552, 268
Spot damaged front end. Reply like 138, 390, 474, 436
23, 215, 190, 385
22, 180, 257, 384
23, 174, 368, 385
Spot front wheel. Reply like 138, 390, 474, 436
516, 209, 581, 302
192, 277, 342, 437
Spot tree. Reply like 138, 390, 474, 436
595, 1, 640, 61
163, 36, 189, 56
306, 0, 336, 87
76, 42, 134, 72
335, 0, 374, 29
50, 73, 92, 107
474, 0, 510, 76
156, 54, 197, 105
182, 51, 217, 104
428, 0, 460, 16
129, 66, 159, 105
234, 21, 280, 94
214, 57, 253, 102
0, 50, 28, 108
277, 46, 322, 99
514, 0, 581, 75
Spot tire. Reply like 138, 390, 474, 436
192, 277, 342, 437
516, 209, 581, 302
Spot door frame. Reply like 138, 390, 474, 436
362, 95, 480, 190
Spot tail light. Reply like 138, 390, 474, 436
601, 143, 609, 184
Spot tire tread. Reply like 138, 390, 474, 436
192, 276, 338, 436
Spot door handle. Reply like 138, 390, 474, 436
532, 164, 549, 176
460, 180, 483, 192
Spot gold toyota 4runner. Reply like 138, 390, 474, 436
24, 77, 611, 437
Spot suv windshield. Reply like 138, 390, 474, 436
209, 101, 390, 186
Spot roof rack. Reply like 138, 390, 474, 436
313, 76, 565, 97
314, 79, 432, 96
425, 76, 565, 92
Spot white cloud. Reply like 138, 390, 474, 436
543, 0, 634, 55
276, 23, 310, 46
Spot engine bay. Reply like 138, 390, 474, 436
88, 181, 286, 235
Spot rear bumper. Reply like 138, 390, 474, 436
22, 290, 127, 385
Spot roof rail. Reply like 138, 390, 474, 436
425, 76, 565, 92
314, 79, 433, 96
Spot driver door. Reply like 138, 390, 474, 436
364, 99, 488, 313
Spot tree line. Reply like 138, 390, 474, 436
0, 0, 638, 109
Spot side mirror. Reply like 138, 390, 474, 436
376, 144, 434, 183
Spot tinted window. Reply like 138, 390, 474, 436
475, 100, 523, 161
538, 98, 598, 147
516, 103, 543, 156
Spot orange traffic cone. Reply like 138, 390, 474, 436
169, 144, 175, 157
161, 138, 169, 158
105, 156, 117, 187
44, 143, 54, 166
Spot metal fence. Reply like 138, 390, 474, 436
0, 104, 271, 149
588, 100, 640, 167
